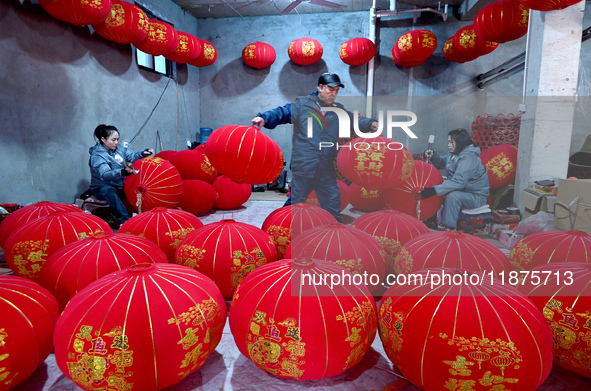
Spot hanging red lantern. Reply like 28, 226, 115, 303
518, 0, 583, 12
454, 25, 499, 58
119, 207, 203, 262
481, 144, 518, 189
4, 211, 111, 281
54, 262, 226, 391
212, 175, 252, 210
134, 19, 179, 56
391, 29, 437, 67
230, 258, 378, 380
205, 125, 284, 185
352, 209, 430, 276
288, 37, 323, 66
169, 147, 217, 183
0, 275, 60, 390
339, 37, 376, 66
337, 135, 414, 190
91, 0, 149, 45
242, 41, 276, 69
124, 157, 183, 212
165, 31, 202, 63
306, 180, 350, 212
382, 160, 444, 221
178, 179, 217, 215
443, 37, 479, 63
378, 268, 553, 390
175, 219, 277, 299
189, 39, 217, 67
349, 183, 385, 212
474, 0, 529, 43
39, 0, 112, 26
509, 229, 591, 271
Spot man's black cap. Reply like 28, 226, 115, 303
318, 73, 344, 88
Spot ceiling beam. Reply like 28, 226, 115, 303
459, 0, 496, 21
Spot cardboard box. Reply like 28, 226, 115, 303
484, 222, 519, 238
554, 179, 591, 233
497, 230, 524, 248
518, 187, 557, 218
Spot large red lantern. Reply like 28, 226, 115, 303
119, 207, 203, 262
474, 0, 529, 43
509, 229, 591, 271
242, 41, 276, 69
391, 29, 437, 67
442, 37, 479, 63
337, 135, 414, 190
54, 263, 226, 391
0, 275, 60, 390
205, 125, 284, 185
4, 211, 111, 281
229, 258, 378, 380
165, 31, 202, 63
154, 149, 177, 161
189, 39, 217, 67
91, 0, 149, 45
124, 157, 183, 212
349, 183, 385, 212
378, 268, 553, 390
306, 179, 350, 212
339, 37, 375, 66
518, 0, 583, 12
481, 144, 518, 189
212, 175, 252, 210
288, 37, 323, 65
134, 19, 179, 56
175, 219, 277, 299
169, 146, 217, 183
38, 232, 168, 310
39, 0, 112, 25
178, 179, 217, 215
382, 160, 444, 221
454, 25, 499, 58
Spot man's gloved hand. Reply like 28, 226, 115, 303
420, 187, 436, 200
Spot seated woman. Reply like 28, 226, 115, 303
89, 124, 153, 227
420, 128, 490, 230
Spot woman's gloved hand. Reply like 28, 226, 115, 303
142, 148, 154, 157
420, 187, 436, 200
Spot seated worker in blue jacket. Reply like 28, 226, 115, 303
252, 73, 379, 222
419, 128, 490, 230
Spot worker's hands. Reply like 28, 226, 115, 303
371, 121, 379, 132
121, 166, 135, 176
420, 187, 436, 200
142, 148, 154, 157
252, 116, 265, 128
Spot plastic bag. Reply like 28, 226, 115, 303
515, 211, 556, 235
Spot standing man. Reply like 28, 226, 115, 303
252, 73, 379, 222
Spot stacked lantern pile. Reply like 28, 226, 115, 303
339, 37, 375, 66
211, 175, 252, 210
178, 179, 217, 215
242, 41, 276, 69
481, 144, 519, 189
288, 37, 323, 65
391, 29, 437, 68
189, 39, 217, 67
92, 0, 150, 45
169, 147, 217, 183
471, 113, 521, 149
474, 0, 529, 44
39, 0, 112, 25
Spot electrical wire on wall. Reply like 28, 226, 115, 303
129, 77, 172, 146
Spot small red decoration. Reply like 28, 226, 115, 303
39, 0, 112, 26
92, 0, 150, 44
481, 144, 518, 189
339, 37, 376, 66
165, 31, 202, 63
474, 0, 529, 43
178, 179, 217, 215
134, 19, 179, 56
169, 146, 217, 183
306, 180, 350, 212
212, 175, 252, 210
518, 0, 583, 12
288, 37, 323, 65
349, 183, 385, 212
189, 39, 217, 67
242, 41, 276, 69
391, 29, 437, 67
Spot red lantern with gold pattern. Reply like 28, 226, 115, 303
134, 19, 179, 56
349, 183, 386, 212
124, 157, 183, 212
212, 175, 252, 210
175, 219, 277, 300
442, 37, 479, 63
205, 125, 284, 185
454, 25, 499, 58
509, 230, 591, 271
339, 37, 376, 66
242, 41, 276, 69
391, 29, 437, 67
39, 0, 112, 25
4, 211, 111, 281
165, 31, 202, 63
378, 268, 553, 390
230, 257, 377, 380
481, 144, 518, 189
475, 0, 529, 43
0, 275, 60, 390
518, 0, 583, 12
306, 180, 350, 212
169, 146, 217, 183
189, 39, 217, 67
54, 262, 226, 391
92, 0, 149, 44
337, 135, 414, 190
288, 37, 323, 66
179, 179, 217, 216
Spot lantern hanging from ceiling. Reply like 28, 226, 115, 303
134, 18, 179, 56
442, 37, 479, 63
339, 37, 376, 66
205, 125, 284, 185
165, 31, 202, 63
481, 144, 518, 189
178, 179, 217, 216
454, 25, 499, 57
212, 175, 252, 210
242, 41, 276, 69
54, 263, 226, 391
189, 39, 217, 67
91, 0, 150, 45
305, 180, 350, 212
518, 0, 583, 12
169, 146, 217, 183
230, 258, 378, 380
175, 219, 277, 300
391, 29, 437, 67
349, 183, 386, 212
288, 37, 323, 66
474, 0, 529, 43
39, 0, 112, 26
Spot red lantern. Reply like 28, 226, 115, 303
154, 149, 177, 160
189, 39, 217, 67
336, 135, 414, 190
169, 146, 217, 183
518, 0, 583, 12
382, 160, 444, 220
39, 0, 112, 25
378, 268, 553, 390
124, 157, 183, 212
4, 211, 111, 281
454, 25, 499, 58
119, 207, 203, 262
0, 275, 60, 390
230, 258, 377, 380
339, 37, 376, 66
443, 37, 479, 63
165, 31, 202, 63
91, 0, 149, 44
134, 19, 179, 56
509, 230, 591, 271
242, 41, 276, 69
481, 144, 518, 189
54, 263, 226, 390
205, 125, 284, 185
212, 175, 252, 210
349, 183, 386, 212
178, 179, 217, 215
0, 201, 81, 248
474, 0, 529, 43
288, 37, 323, 66
306, 180, 350, 212
175, 219, 277, 299
391, 29, 437, 67
352, 209, 430, 276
